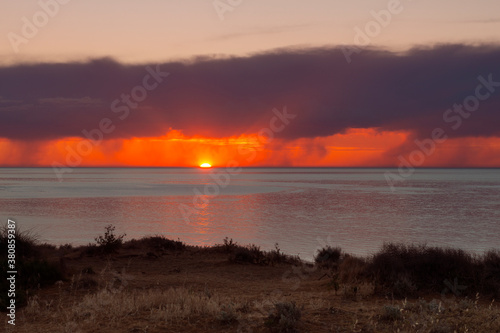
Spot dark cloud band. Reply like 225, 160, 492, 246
1, 44, 499, 141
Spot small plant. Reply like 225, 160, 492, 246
265, 301, 301, 333
222, 237, 237, 252
327, 273, 340, 295
210, 237, 237, 253
268, 243, 300, 265
59, 243, 73, 251
94, 225, 126, 254
315, 246, 342, 268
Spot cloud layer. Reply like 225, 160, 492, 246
1, 44, 500, 144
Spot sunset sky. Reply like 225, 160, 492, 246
1, 0, 500, 167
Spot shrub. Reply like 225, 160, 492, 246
230, 244, 267, 265
392, 274, 417, 298
0, 258, 64, 311
18, 259, 64, 289
125, 235, 185, 252
369, 243, 479, 298
210, 237, 239, 253
265, 302, 301, 333
314, 246, 342, 268
267, 243, 301, 265
0, 225, 64, 311
221, 237, 237, 253
145, 236, 185, 251
338, 254, 367, 283
223, 240, 299, 265
481, 250, 500, 297
83, 244, 100, 256
59, 243, 73, 251
94, 225, 126, 254
0, 224, 38, 259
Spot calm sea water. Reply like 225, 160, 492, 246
1, 168, 499, 261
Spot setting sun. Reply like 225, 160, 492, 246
200, 163, 212, 168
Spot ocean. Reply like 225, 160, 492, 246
1, 167, 499, 261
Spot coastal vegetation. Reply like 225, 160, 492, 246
1, 224, 499, 332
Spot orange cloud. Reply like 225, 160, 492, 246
1, 129, 500, 168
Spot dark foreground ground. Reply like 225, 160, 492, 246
1, 228, 500, 332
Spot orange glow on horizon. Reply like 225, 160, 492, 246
1, 129, 500, 167
200, 163, 212, 168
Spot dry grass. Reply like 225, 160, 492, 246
17, 287, 500, 333
22, 286, 250, 332
4, 233, 500, 332
376, 296, 500, 332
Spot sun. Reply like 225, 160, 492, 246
200, 163, 212, 168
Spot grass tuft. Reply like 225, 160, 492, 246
265, 301, 302, 333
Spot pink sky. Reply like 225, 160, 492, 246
1, 0, 500, 64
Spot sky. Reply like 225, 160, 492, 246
1, 0, 500, 167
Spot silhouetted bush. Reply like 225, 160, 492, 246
211, 237, 238, 253
0, 225, 64, 311
0, 225, 37, 259
225, 241, 300, 266
338, 254, 367, 283
311, 243, 500, 299
369, 243, 480, 298
267, 243, 301, 265
230, 244, 268, 265
94, 224, 126, 254
125, 235, 185, 252
481, 250, 500, 298
17, 259, 64, 289
315, 246, 342, 268
83, 244, 100, 256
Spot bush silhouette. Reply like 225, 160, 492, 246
94, 224, 126, 254
369, 243, 482, 297
0, 225, 63, 311
315, 246, 342, 268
